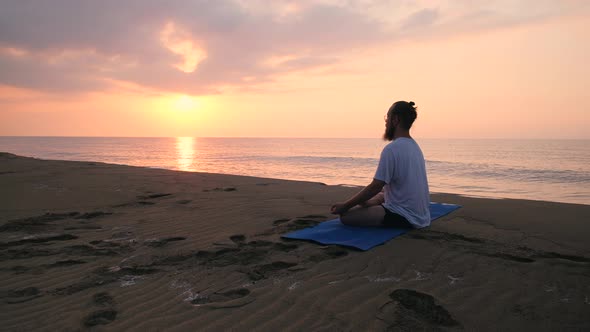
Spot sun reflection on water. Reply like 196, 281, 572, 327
176, 137, 195, 171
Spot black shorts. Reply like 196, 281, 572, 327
382, 205, 413, 228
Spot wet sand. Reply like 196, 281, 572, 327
0, 152, 589, 331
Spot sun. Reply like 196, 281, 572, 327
174, 95, 198, 111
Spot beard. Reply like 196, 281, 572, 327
383, 124, 395, 141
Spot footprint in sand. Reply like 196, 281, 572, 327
111, 230, 135, 240
262, 216, 324, 235
63, 244, 122, 256
113, 200, 155, 207
0, 212, 80, 232
244, 240, 275, 248
191, 288, 252, 308
2, 247, 59, 260
1, 287, 42, 304
412, 270, 431, 281
408, 231, 485, 244
64, 224, 103, 231
203, 187, 237, 192
47, 259, 86, 268
0, 233, 78, 248
144, 237, 186, 247
229, 234, 246, 244
246, 261, 298, 281
197, 236, 299, 268
483, 252, 535, 263
272, 218, 291, 226
75, 211, 113, 219
137, 193, 172, 199
84, 309, 117, 327
197, 247, 265, 267
273, 242, 298, 252
52, 266, 159, 295
289, 219, 321, 231
378, 289, 461, 330
533, 251, 590, 263
92, 292, 115, 307
307, 246, 349, 262
91, 238, 134, 248
5, 265, 37, 274
298, 214, 327, 219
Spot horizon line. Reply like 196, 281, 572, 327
0, 135, 589, 140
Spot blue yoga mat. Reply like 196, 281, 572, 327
282, 202, 461, 251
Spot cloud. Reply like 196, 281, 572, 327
400, 8, 439, 31
0, 0, 587, 95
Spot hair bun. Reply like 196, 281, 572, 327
408, 101, 415, 107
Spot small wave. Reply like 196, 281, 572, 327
427, 160, 590, 184
336, 184, 364, 188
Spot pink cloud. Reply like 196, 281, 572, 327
0, 0, 587, 95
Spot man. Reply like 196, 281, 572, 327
331, 100, 430, 228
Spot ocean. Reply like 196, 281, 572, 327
1, 137, 588, 205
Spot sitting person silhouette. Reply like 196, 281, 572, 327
331, 101, 430, 228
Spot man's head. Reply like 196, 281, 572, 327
383, 101, 417, 141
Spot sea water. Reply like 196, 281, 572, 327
1, 137, 588, 205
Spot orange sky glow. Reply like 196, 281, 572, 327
0, 1, 589, 139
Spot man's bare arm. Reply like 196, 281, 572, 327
360, 191, 385, 207
331, 179, 386, 214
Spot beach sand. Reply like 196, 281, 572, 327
1, 152, 589, 331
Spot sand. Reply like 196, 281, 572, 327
0, 152, 589, 331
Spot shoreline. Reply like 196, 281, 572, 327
3, 152, 587, 207
1, 152, 589, 330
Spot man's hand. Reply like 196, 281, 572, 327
331, 203, 349, 215
331, 179, 385, 215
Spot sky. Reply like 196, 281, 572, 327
0, 0, 589, 139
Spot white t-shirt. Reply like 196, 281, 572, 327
374, 138, 431, 228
